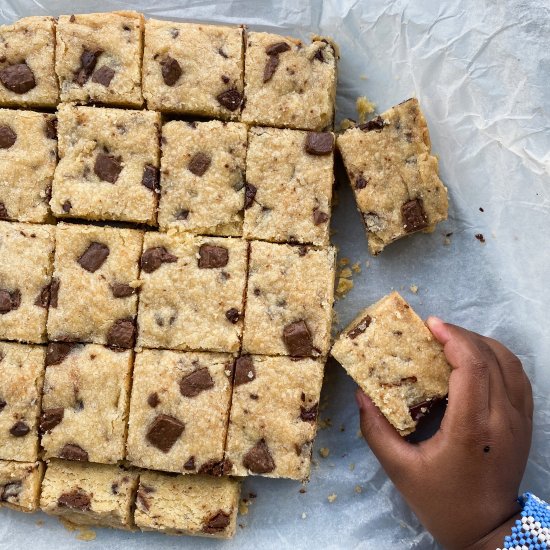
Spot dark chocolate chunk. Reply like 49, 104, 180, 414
0, 289, 20, 314
409, 399, 437, 422
188, 152, 211, 176
59, 443, 89, 462
265, 42, 291, 55
9, 421, 30, 437
300, 403, 318, 422
142, 164, 159, 192
49, 278, 60, 308
313, 208, 329, 225
283, 320, 313, 356
218, 47, 228, 58
244, 183, 257, 209
74, 48, 104, 86
0, 125, 17, 149
0, 399, 5, 412
160, 56, 182, 86
314, 48, 325, 62
198, 244, 229, 269
91, 65, 115, 87
146, 414, 185, 453
77, 242, 109, 272
45, 342, 74, 366
0, 202, 8, 220
45, 117, 57, 140
347, 315, 372, 339
0, 63, 36, 94
62, 200, 72, 213
401, 198, 428, 233
140, 246, 177, 273
305, 132, 334, 155
234, 356, 255, 386
34, 283, 51, 308
58, 490, 91, 510
475, 233, 486, 243
147, 392, 160, 408
106, 318, 135, 348
179, 367, 215, 398
175, 209, 189, 220
198, 458, 232, 476
355, 175, 368, 189
263, 54, 280, 83
94, 152, 122, 183
203, 511, 231, 534
225, 308, 240, 324
1, 481, 22, 501
243, 439, 275, 474
216, 88, 243, 111
40, 408, 64, 433
183, 456, 196, 470
359, 116, 385, 132
110, 282, 135, 298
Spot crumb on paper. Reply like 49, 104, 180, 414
318, 417, 332, 430
327, 493, 337, 503
340, 267, 352, 278
76, 529, 96, 542
339, 118, 356, 131
299, 487, 307, 494
301, 512, 307, 519
239, 499, 250, 515
35, 520, 44, 527
409, 284, 418, 294
364, 260, 370, 268
351, 262, 361, 274
59, 518, 96, 541
338, 257, 350, 267
475, 233, 486, 243
336, 277, 353, 297
356, 96, 376, 123
349, 463, 355, 471
356, 429, 363, 438
355, 485, 363, 494
319, 447, 330, 458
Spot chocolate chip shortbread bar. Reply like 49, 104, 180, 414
134, 471, 240, 539
331, 292, 451, 435
126, 349, 233, 474
242, 32, 337, 131
337, 98, 448, 255
0, 460, 44, 512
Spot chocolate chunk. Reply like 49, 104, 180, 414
359, 116, 385, 132
0, 289, 20, 314
77, 242, 109, 272
136, 487, 150, 511
92, 65, 115, 87
40, 408, 64, 433
147, 392, 160, 408
313, 208, 329, 225
140, 246, 177, 273
198, 244, 229, 268
203, 511, 231, 534
0, 399, 5, 412
314, 48, 325, 62
160, 56, 182, 86
59, 443, 89, 462
62, 200, 72, 213
188, 152, 211, 176
0, 125, 17, 149
49, 278, 60, 308
146, 414, 185, 453
402, 198, 428, 232
1, 481, 22, 501
142, 164, 159, 192
110, 282, 135, 298
58, 490, 91, 511
45, 342, 74, 366
300, 403, 318, 422
106, 318, 135, 348
225, 308, 240, 324
409, 399, 437, 422
475, 233, 486, 243
305, 132, 334, 155
348, 315, 372, 339
183, 456, 196, 470
355, 175, 368, 189
283, 320, 313, 356
0, 63, 36, 94
74, 48, 104, 86
175, 209, 189, 220
179, 367, 215, 398
216, 88, 243, 111
94, 152, 122, 183
45, 117, 57, 140
265, 42, 291, 55
198, 459, 232, 476
243, 439, 275, 474
0, 202, 8, 220
9, 421, 30, 437
263, 54, 280, 83
244, 183, 257, 209
34, 283, 51, 308
218, 47, 228, 58
234, 356, 255, 386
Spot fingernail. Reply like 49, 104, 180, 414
355, 389, 369, 409
427, 316, 452, 344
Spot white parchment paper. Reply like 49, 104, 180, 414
0, 1, 549, 549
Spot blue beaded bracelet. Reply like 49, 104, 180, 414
497, 493, 549, 549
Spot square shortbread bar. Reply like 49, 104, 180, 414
336, 98, 448, 255
331, 292, 451, 435
0, 460, 43, 512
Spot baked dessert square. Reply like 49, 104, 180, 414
0, 342, 45, 462
127, 349, 233, 474
40, 459, 139, 529
51, 104, 160, 225
47, 223, 143, 348
0, 460, 44, 512
137, 233, 247, 353
331, 292, 451, 435
0, 16, 58, 108
242, 241, 335, 357
143, 20, 244, 119
0, 222, 55, 343
40, 343, 133, 464
134, 471, 240, 539
336, 98, 448, 255
243, 127, 334, 245
241, 32, 337, 131
158, 120, 247, 236
0, 109, 57, 223
225, 355, 324, 480
55, 11, 144, 107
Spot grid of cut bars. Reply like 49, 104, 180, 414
0, 11, 338, 538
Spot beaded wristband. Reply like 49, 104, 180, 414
497, 493, 549, 549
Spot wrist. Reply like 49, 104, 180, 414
465, 511, 521, 550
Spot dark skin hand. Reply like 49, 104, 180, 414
356, 317, 534, 550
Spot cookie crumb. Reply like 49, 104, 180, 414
336, 277, 353, 298
349, 463, 355, 471
409, 284, 418, 294
301, 512, 307, 519
327, 493, 337, 503
351, 262, 361, 274
319, 447, 330, 458
239, 499, 250, 515
356, 96, 376, 124
355, 485, 363, 494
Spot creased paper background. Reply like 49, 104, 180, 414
0, 0, 548, 549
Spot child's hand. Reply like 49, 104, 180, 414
356, 317, 533, 550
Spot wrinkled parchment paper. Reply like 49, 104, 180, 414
0, 1, 548, 548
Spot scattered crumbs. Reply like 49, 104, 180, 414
299, 487, 307, 494
355, 485, 363, 494
349, 463, 355, 471
409, 284, 418, 294
318, 417, 332, 430
338, 257, 350, 267
479, 207, 484, 212
35, 520, 44, 527
319, 447, 330, 458
239, 499, 250, 515
351, 262, 361, 274
239, 523, 245, 529
339, 118, 356, 131
356, 96, 376, 124
327, 493, 337, 503
76, 529, 96, 542
340, 267, 352, 278
475, 233, 485, 243
301, 512, 307, 519
336, 277, 354, 298
356, 429, 363, 438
